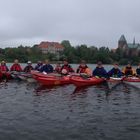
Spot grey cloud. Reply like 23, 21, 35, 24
0, 0, 140, 48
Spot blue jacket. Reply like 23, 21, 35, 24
136, 68, 140, 75
40, 64, 54, 73
108, 68, 122, 77
92, 67, 108, 78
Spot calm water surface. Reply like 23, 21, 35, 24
0, 64, 140, 140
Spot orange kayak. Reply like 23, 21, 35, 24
70, 76, 105, 87
36, 76, 71, 86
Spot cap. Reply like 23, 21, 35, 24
27, 61, 32, 64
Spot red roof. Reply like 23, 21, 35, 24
38, 41, 64, 49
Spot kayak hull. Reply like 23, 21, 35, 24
123, 77, 140, 88
70, 76, 105, 87
36, 76, 71, 86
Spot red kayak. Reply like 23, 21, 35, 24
31, 70, 60, 80
123, 77, 140, 88
36, 76, 71, 86
70, 76, 105, 87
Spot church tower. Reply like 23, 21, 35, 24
118, 35, 127, 49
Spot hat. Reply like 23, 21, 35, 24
1, 60, 5, 64
27, 61, 32, 64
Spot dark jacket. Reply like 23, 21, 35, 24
136, 68, 140, 75
24, 66, 34, 73
40, 64, 54, 73
35, 64, 43, 71
92, 67, 108, 78
108, 68, 122, 77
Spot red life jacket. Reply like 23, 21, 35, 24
0, 65, 8, 72
10, 64, 22, 72
61, 65, 74, 73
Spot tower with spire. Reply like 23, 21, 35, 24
118, 35, 127, 49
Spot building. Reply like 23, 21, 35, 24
38, 41, 64, 54
118, 35, 140, 56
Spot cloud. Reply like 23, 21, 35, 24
0, 0, 140, 48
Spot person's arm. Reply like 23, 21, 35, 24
10, 65, 14, 71
108, 69, 113, 77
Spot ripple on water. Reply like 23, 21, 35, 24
0, 81, 140, 140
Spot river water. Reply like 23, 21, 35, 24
0, 64, 140, 140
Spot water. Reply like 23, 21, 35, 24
0, 64, 140, 140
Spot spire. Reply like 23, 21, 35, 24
133, 37, 135, 45
119, 35, 127, 42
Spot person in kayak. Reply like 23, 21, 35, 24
35, 61, 43, 71
122, 63, 135, 76
54, 62, 62, 73
76, 60, 92, 76
0, 61, 11, 80
61, 59, 74, 75
108, 63, 122, 78
40, 59, 54, 74
10, 59, 22, 72
23, 61, 34, 73
136, 63, 140, 77
92, 61, 108, 78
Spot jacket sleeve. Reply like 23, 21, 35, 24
108, 69, 113, 76
92, 69, 96, 76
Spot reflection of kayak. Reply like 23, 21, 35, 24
0, 72, 11, 81
70, 76, 105, 87
123, 77, 140, 88
36, 76, 71, 86
107, 77, 123, 89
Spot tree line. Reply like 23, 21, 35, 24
0, 40, 140, 65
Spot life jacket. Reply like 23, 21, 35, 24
124, 66, 133, 75
0, 65, 8, 72
77, 65, 88, 73
10, 64, 22, 72
61, 65, 74, 73
24, 66, 34, 73
55, 66, 61, 73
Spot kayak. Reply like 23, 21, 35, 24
31, 70, 61, 80
107, 77, 123, 89
70, 76, 105, 87
36, 76, 71, 86
123, 77, 140, 89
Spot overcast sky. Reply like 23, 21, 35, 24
0, 0, 139, 48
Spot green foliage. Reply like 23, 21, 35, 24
0, 40, 139, 64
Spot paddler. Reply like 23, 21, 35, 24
122, 63, 135, 76
61, 59, 74, 75
23, 61, 34, 73
0, 61, 11, 80
10, 59, 22, 72
54, 62, 62, 73
40, 59, 54, 74
108, 62, 122, 78
76, 60, 92, 76
35, 61, 43, 71
136, 63, 140, 77
92, 61, 108, 78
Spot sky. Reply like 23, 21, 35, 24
0, 0, 139, 48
